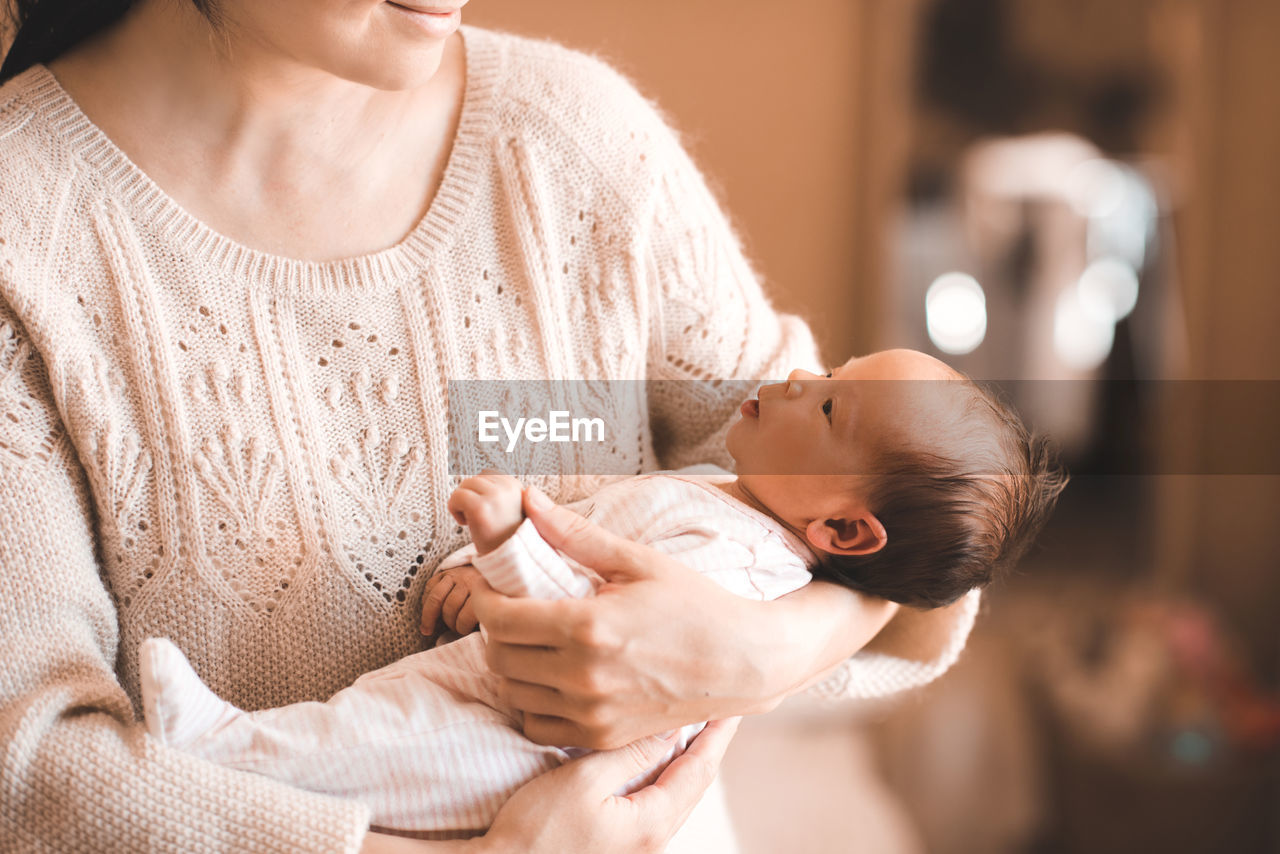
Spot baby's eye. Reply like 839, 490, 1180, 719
822, 399, 833, 423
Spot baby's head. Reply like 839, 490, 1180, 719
726, 349, 1067, 608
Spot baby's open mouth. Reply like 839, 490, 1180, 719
740, 398, 760, 418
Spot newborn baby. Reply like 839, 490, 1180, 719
140, 349, 1066, 836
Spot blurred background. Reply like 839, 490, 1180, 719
468, 1, 1280, 852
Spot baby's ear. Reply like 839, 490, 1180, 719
806, 512, 887, 556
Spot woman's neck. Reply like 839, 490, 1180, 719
46, 0, 466, 260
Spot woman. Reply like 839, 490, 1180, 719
0, 0, 974, 851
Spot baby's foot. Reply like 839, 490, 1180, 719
139, 637, 241, 749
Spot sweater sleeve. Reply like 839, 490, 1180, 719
0, 306, 371, 853
807, 589, 983, 701
640, 123, 823, 472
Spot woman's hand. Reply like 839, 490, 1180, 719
482, 718, 741, 854
360, 719, 740, 854
470, 487, 899, 749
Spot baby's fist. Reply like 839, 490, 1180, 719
447, 470, 525, 554
421, 565, 487, 636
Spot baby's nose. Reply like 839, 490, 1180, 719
784, 368, 821, 396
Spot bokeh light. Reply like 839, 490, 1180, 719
925, 272, 987, 355
1077, 257, 1140, 324
1066, 157, 1128, 219
1054, 285, 1115, 370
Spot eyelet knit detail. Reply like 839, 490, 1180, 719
0, 314, 60, 463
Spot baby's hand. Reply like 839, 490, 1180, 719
447, 470, 525, 555
421, 564, 487, 636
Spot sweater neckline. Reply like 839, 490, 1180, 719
24, 26, 502, 294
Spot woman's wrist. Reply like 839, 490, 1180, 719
747, 580, 900, 703
688, 588, 834, 718
726, 597, 805, 715
462, 837, 504, 854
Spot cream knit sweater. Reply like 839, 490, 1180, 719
0, 26, 974, 853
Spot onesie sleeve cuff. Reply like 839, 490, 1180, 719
471, 518, 597, 600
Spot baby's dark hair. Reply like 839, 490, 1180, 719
815, 381, 1067, 609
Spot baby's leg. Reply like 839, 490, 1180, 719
139, 637, 567, 834
140, 637, 242, 749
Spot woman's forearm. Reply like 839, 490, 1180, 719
744, 579, 900, 707
360, 832, 481, 853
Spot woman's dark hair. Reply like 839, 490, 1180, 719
1, 0, 219, 85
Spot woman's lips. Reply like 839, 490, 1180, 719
740, 398, 759, 418
386, 2, 463, 38
388, 1, 461, 13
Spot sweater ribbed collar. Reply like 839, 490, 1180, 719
18, 26, 502, 294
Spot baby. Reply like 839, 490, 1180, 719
139, 349, 1066, 837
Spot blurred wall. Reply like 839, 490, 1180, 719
1160, 0, 1280, 674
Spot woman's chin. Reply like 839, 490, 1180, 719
348, 56, 446, 91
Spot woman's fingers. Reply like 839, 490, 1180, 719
499, 676, 634, 748
498, 678, 631, 748
485, 638, 567, 685
521, 487, 650, 583
522, 712, 631, 750
470, 590, 576, 646
485, 728, 690, 854
627, 717, 741, 822
598, 730, 683, 789
570, 730, 682, 795
497, 677, 567, 718
658, 718, 740, 787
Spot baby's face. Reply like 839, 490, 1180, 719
727, 349, 966, 501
